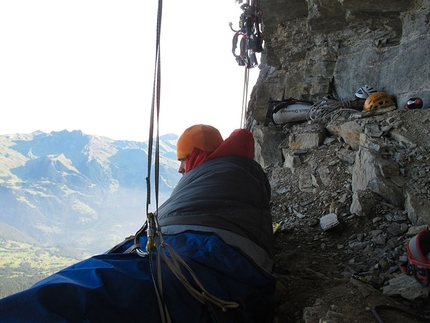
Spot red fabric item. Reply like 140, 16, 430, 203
185, 129, 255, 173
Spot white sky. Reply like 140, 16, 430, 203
0, 0, 259, 141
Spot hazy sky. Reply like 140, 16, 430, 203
0, 0, 259, 141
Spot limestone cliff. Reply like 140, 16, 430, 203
245, 3, 430, 320
246, 0, 430, 223
248, 0, 429, 132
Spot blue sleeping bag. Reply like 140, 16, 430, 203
0, 232, 275, 322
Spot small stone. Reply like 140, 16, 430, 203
320, 213, 340, 231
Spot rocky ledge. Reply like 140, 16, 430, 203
264, 105, 430, 322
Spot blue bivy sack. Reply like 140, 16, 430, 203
0, 232, 275, 323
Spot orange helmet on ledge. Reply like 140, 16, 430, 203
363, 92, 395, 111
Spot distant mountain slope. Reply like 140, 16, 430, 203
0, 222, 40, 245
0, 130, 181, 254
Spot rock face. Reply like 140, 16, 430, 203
249, 0, 430, 229
245, 2, 430, 320
248, 0, 430, 124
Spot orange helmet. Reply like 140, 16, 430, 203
363, 92, 395, 111
176, 124, 223, 160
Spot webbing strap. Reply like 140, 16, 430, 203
143, 1, 170, 322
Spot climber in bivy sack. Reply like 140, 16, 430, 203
0, 124, 276, 323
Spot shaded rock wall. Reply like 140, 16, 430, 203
244, 1, 430, 317
245, 0, 430, 228
248, 0, 430, 126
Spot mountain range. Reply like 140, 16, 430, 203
0, 130, 181, 254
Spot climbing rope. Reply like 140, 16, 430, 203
130, 0, 241, 320
307, 96, 362, 123
133, 0, 171, 322
145, 0, 162, 219
240, 66, 250, 129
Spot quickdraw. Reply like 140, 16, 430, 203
230, 0, 263, 68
